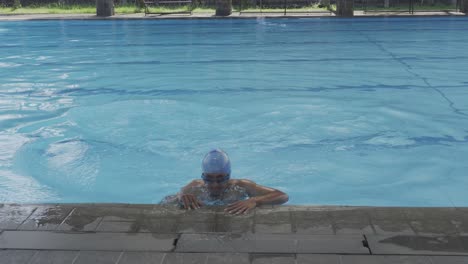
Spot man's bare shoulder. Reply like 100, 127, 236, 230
230, 179, 256, 187
230, 179, 280, 196
189, 179, 204, 186
181, 179, 205, 194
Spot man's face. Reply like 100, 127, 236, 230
202, 172, 230, 196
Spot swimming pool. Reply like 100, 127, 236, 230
1, 17, 467, 206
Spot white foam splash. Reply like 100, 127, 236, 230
36, 56, 51, 61
59, 73, 69, 80
0, 170, 59, 203
0, 133, 30, 166
0, 62, 21, 68
365, 132, 415, 147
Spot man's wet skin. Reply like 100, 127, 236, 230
163, 149, 288, 214
202, 172, 230, 197
184, 174, 249, 206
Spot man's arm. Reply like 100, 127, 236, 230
225, 179, 288, 214
178, 180, 204, 210
239, 179, 289, 205
180, 179, 203, 194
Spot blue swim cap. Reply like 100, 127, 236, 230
202, 149, 231, 175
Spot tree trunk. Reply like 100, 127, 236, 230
462, 0, 468, 13
96, 0, 115, 16
320, 0, 330, 7
336, 0, 353, 16
216, 0, 232, 15
13, 0, 21, 8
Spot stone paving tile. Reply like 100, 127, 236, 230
0, 250, 37, 264
366, 207, 408, 222
176, 221, 216, 233
455, 208, 468, 217
175, 209, 218, 233
367, 207, 416, 235
431, 256, 468, 264
215, 214, 253, 233
292, 209, 334, 235
58, 205, 183, 232
57, 218, 102, 232
90, 203, 129, 208
256, 205, 275, 209
176, 233, 296, 253
255, 223, 292, 233
160, 253, 250, 264
340, 255, 432, 264
56, 205, 179, 232
255, 207, 291, 224
176, 233, 369, 254
18, 205, 74, 231
328, 207, 371, 224
56, 207, 103, 232
0, 204, 37, 230
178, 209, 218, 222
161, 253, 208, 264
251, 253, 296, 264
255, 207, 293, 234
296, 254, 341, 264
403, 207, 460, 221
96, 205, 175, 221
118, 252, 165, 264
28, 250, 78, 264
0, 231, 176, 251
372, 220, 415, 235
328, 208, 375, 235
461, 236, 468, 251
126, 204, 156, 209
366, 235, 468, 255
409, 219, 460, 236
73, 251, 121, 264
205, 253, 250, 264
101, 216, 134, 222
452, 208, 468, 235
296, 235, 369, 254
290, 208, 332, 220
96, 221, 136, 232
334, 222, 375, 235
402, 207, 461, 235
133, 218, 178, 233
295, 221, 334, 235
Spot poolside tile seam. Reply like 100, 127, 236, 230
366, 235, 468, 256
1, 205, 467, 235
11, 206, 39, 231
2, 251, 468, 264
0, 204, 468, 218
4, 250, 468, 256
3, 232, 468, 255
18, 206, 76, 231
6, 229, 468, 243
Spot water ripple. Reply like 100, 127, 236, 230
358, 30, 468, 118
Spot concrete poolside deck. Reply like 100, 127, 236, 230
1, 204, 468, 263
0, 11, 465, 21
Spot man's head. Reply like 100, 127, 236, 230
201, 149, 231, 196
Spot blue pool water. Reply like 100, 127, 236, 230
1, 17, 467, 206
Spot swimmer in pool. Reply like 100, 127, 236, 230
177, 149, 289, 215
